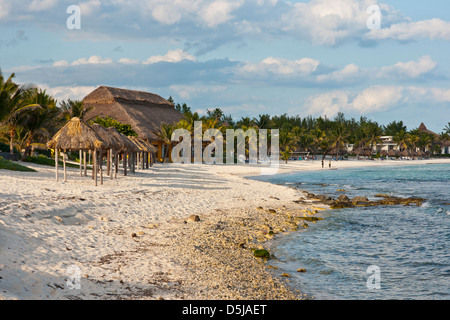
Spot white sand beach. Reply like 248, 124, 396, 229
1, 158, 450, 300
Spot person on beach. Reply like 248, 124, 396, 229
329, 160, 331, 168
322, 160, 324, 168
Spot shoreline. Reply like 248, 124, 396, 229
1, 158, 449, 300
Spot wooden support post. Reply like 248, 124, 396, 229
79, 150, 82, 177
94, 149, 98, 186
83, 151, 87, 176
107, 149, 111, 176
100, 151, 103, 185
55, 148, 59, 182
63, 151, 67, 182
110, 151, 114, 180
124, 153, 127, 176
114, 151, 118, 179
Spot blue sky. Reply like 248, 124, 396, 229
1, 0, 450, 132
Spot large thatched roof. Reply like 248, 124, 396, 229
83, 86, 184, 142
47, 117, 103, 151
418, 123, 439, 138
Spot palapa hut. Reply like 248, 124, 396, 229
106, 127, 137, 176
354, 147, 372, 158
83, 86, 184, 162
90, 123, 122, 183
47, 117, 103, 185
128, 136, 157, 170
330, 147, 348, 158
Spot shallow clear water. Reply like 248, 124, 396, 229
253, 163, 450, 300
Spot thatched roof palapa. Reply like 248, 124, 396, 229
388, 149, 398, 157
47, 117, 103, 151
90, 123, 121, 150
330, 147, 349, 155
354, 148, 372, 156
83, 86, 184, 142
129, 136, 157, 154
106, 127, 136, 153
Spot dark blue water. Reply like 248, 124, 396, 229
253, 163, 450, 300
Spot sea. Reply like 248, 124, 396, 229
251, 162, 450, 300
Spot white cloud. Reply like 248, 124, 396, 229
143, 49, 196, 64
240, 57, 320, 77
281, 0, 400, 45
304, 85, 450, 118
28, 0, 57, 12
316, 63, 361, 82
199, 0, 243, 27
117, 58, 140, 64
169, 84, 227, 99
304, 90, 350, 118
79, 0, 101, 16
366, 18, 450, 41
351, 85, 404, 113
53, 60, 69, 67
71, 55, 114, 66
237, 55, 439, 85
150, 4, 183, 25
378, 55, 437, 79
0, 0, 11, 19
39, 84, 97, 101
1, 0, 449, 49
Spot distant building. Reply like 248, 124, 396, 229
418, 123, 449, 155
83, 86, 184, 161
376, 136, 396, 153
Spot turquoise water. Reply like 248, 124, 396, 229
253, 163, 450, 300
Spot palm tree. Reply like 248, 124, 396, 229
278, 129, 297, 163
206, 108, 224, 122
0, 70, 19, 120
394, 130, 409, 152
407, 131, 420, 155
60, 99, 92, 121
417, 133, 434, 154
253, 114, 271, 130
297, 133, 317, 156
365, 123, 383, 158
0, 71, 40, 154
329, 125, 350, 160
19, 90, 60, 160
236, 116, 255, 130
153, 123, 175, 162
281, 147, 292, 164
444, 122, 450, 134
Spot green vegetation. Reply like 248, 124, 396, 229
92, 116, 137, 137
0, 156, 36, 172
25, 154, 80, 168
1, 68, 138, 164
0, 69, 448, 166
162, 99, 450, 163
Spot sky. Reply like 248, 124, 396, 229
1, 0, 450, 133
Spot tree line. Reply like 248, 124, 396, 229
1, 69, 449, 164
165, 97, 450, 162
0, 70, 135, 161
